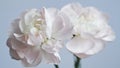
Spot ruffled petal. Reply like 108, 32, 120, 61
21, 46, 42, 66
53, 12, 73, 40
21, 52, 42, 67
85, 39, 105, 55
10, 18, 22, 34
13, 33, 28, 43
9, 48, 21, 60
27, 28, 43, 46
45, 8, 59, 39
95, 26, 115, 41
74, 38, 105, 58
42, 40, 62, 53
66, 36, 93, 53
61, 3, 82, 21
7, 37, 27, 50
42, 50, 61, 64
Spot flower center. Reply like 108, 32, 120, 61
33, 19, 44, 30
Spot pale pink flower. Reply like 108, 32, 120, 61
61, 3, 115, 58
7, 8, 72, 67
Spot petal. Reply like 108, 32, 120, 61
52, 15, 64, 34
28, 28, 43, 46
21, 52, 42, 67
19, 18, 26, 33
44, 8, 59, 39
42, 50, 61, 64
73, 39, 105, 58
42, 40, 62, 53
7, 38, 12, 49
95, 26, 115, 41
10, 18, 22, 34
61, 3, 82, 21
13, 33, 28, 43
74, 53, 90, 58
102, 29, 115, 41
9, 48, 21, 60
17, 51, 24, 59
7, 37, 27, 50
53, 12, 73, 40
85, 39, 105, 55
24, 9, 38, 26
22, 46, 42, 65
66, 36, 93, 53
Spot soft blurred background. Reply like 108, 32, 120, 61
0, 0, 119, 68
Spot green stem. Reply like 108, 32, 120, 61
74, 56, 81, 68
54, 64, 59, 68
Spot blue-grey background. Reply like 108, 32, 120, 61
0, 0, 119, 68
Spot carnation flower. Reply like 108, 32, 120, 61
61, 3, 115, 58
7, 8, 72, 67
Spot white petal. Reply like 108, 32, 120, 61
52, 15, 64, 34
44, 8, 59, 39
66, 36, 93, 53
102, 33, 115, 41
85, 39, 105, 55
24, 9, 38, 25
95, 26, 115, 41
61, 3, 82, 21
102, 29, 115, 41
53, 12, 73, 40
42, 40, 62, 53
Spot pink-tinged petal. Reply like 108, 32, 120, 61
85, 39, 105, 55
74, 53, 90, 58
21, 58, 34, 67
21, 53, 42, 67
52, 15, 64, 34
53, 12, 73, 40
22, 46, 42, 65
66, 36, 93, 53
7, 37, 27, 50
42, 40, 62, 53
19, 9, 40, 33
28, 28, 43, 46
9, 48, 21, 60
42, 50, 61, 64
74, 39, 105, 58
17, 51, 24, 59
10, 18, 22, 35
7, 38, 13, 49
19, 20, 26, 33
13, 33, 28, 43
27, 37, 34, 45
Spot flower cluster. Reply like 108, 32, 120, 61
7, 3, 115, 67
